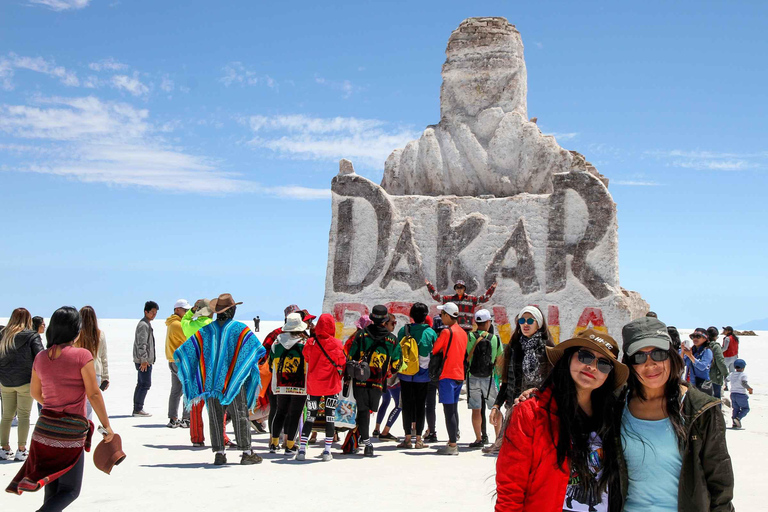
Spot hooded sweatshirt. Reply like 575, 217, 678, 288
165, 314, 187, 362
181, 308, 213, 339
269, 332, 306, 395
304, 313, 347, 396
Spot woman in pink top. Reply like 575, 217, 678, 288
7, 306, 117, 512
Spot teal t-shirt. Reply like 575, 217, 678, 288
621, 404, 682, 512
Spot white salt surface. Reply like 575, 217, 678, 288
0, 320, 765, 511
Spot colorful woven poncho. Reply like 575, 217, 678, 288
175, 319, 265, 411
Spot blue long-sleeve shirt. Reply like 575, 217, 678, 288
684, 345, 713, 381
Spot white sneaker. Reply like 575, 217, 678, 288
14, 449, 28, 462
0, 449, 14, 460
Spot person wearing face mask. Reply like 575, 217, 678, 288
495, 329, 626, 511
681, 328, 714, 396
618, 317, 734, 512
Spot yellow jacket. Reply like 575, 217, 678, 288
165, 315, 187, 362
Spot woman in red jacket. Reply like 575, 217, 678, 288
495, 329, 628, 512
296, 313, 346, 462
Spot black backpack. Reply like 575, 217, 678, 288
468, 333, 497, 378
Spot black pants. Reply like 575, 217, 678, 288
301, 395, 337, 440
400, 380, 429, 435
353, 387, 383, 442
133, 363, 152, 413
267, 390, 277, 435
425, 381, 437, 433
39, 452, 84, 512
443, 403, 459, 443
271, 394, 306, 443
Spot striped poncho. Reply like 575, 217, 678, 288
175, 319, 266, 411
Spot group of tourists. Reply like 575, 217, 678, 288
0, 283, 748, 511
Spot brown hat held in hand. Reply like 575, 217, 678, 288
93, 434, 127, 475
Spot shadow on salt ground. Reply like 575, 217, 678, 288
132, 424, 169, 429
143, 444, 208, 451
140, 462, 228, 470
109, 415, 136, 419
270, 458, 321, 465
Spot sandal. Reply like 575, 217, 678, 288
414, 438, 427, 449
396, 439, 413, 448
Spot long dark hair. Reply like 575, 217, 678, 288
500, 306, 550, 385
76, 306, 101, 358
622, 347, 687, 450
46, 306, 82, 351
537, 346, 619, 495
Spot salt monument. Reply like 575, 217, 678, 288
323, 17, 647, 344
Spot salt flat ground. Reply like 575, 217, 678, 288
0, 319, 765, 511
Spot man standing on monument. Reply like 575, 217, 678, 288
175, 293, 265, 465
425, 278, 497, 332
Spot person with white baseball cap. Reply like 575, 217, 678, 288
165, 299, 191, 428
466, 309, 503, 449
432, 302, 468, 455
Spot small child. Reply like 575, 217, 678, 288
726, 358, 753, 429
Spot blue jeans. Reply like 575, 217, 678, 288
712, 383, 722, 399
133, 363, 153, 413
731, 393, 750, 420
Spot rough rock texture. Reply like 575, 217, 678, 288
323, 19, 648, 344
381, 17, 600, 197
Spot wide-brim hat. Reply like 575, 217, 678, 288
194, 298, 212, 318
209, 293, 242, 314
545, 329, 629, 390
93, 433, 126, 475
283, 312, 308, 333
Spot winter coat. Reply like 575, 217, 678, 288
348, 323, 402, 390
165, 314, 187, 362
0, 329, 44, 387
707, 342, 729, 386
617, 384, 734, 512
132, 316, 156, 365
180, 309, 213, 339
495, 387, 621, 511
304, 314, 346, 396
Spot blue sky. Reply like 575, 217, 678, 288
1, 0, 766, 328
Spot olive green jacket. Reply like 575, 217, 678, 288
618, 384, 734, 512
708, 342, 729, 386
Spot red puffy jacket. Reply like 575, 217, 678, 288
495, 387, 569, 511
304, 314, 347, 396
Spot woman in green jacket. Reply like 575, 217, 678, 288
618, 317, 734, 512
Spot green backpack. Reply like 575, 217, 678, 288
399, 324, 420, 376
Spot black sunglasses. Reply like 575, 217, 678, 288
629, 348, 670, 365
577, 349, 614, 374
690, 334, 705, 339
518, 318, 536, 325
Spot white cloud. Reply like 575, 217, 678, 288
545, 131, 578, 141
88, 58, 129, 72
160, 75, 174, 93
0, 95, 328, 198
219, 62, 277, 90
246, 114, 418, 168
111, 73, 150, 97
4, 53, 79, 87
28, 0, 90, 11
612, 180, 660, 186
648, 149, 765, 171
534, 42, 544, 49
314, 75, 361, 99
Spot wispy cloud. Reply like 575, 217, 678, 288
647, 149, 766, 172
246, 114, 418, 168
534, 42, 544, 49
160, 75, 174, 93
0, 96, 328, 199
28, 0, 90, 11
612, 180, 660, 186
111, 73, 150, 97
545, 131, 578, 141
219, 62, 278, 90
2, 53, 79, 88
314, 75, 361, 99
88, 58, 129, 72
